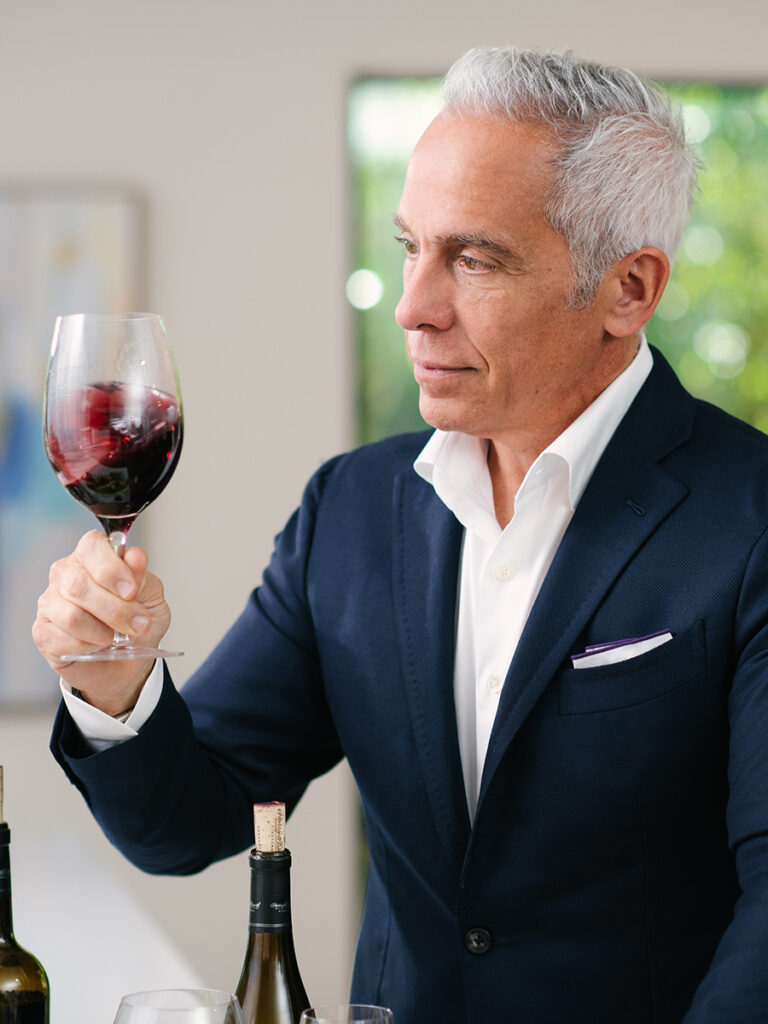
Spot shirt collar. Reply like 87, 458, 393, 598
415, 336, 653, 520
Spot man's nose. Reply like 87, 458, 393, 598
395, 258, 453, 332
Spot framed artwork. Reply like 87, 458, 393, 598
0, 186, 145, 704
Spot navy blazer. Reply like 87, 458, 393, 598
52, 349, 768, 1023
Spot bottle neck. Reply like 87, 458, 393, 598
248, 849, 293, 933
0, 824, 15, 942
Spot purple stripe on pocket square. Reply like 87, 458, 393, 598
582, 629, 673, 656
571, 630, 674, 669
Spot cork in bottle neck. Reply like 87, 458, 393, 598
252, 801, 286, 854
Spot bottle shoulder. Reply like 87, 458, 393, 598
0, 941, 49, 992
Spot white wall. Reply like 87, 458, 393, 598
0, 0, 766, 1020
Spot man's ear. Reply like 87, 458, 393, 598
603, 248, 670, 338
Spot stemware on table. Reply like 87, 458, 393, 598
299, 1006, 394, 1024
113, 988, 244, 1024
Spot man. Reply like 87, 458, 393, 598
33, 47, 768, 1023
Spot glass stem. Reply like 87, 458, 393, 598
109, 531, 132, 646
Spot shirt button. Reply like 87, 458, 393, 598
488, 676, 503, 694
464, 928, 492, 955
494, 563, 514, 581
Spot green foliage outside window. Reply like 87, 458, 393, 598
348, 78, 768, 443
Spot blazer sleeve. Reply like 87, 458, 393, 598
684, 522, 768, 1021
49, 458, 345, 875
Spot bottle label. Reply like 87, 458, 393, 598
248, 851, 292, 932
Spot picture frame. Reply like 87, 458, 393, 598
0, 185, 145, 704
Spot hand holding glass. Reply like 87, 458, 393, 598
113, 988, 244, 1024
43, 312, 183, 661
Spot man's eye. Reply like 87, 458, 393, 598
394, 235, 418, 256
459, 254, 493, 272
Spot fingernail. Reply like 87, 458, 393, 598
117, 580, 133, 599
131, 615, 150, 634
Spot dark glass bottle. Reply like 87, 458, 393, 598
0, 817, 50, 1022
235, 803, 309, 1024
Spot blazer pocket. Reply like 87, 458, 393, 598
557, 620, 706, 715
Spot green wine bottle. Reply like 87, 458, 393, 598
235, 802, 310, 1024
0, 767, 50, 1023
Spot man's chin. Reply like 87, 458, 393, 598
419, 398, 477, 436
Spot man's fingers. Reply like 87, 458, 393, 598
33, 612, 112, 667
43, 558, 151, 640
123, 545, 148, 579
32, 610, 155, 700
73, 530, 140, 600
33, 531, 170, 709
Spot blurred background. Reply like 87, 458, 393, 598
0, 1, 766, 1020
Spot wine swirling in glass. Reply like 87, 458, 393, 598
43, 312, 184, 661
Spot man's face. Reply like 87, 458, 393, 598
395, 112, 631, 450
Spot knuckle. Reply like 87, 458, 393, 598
48, 557, 68, 586
76, 529, 103, 555
30, 619, 45, 647
60, 600, 87, 633
64, 564, 90, 603
31, 620, 58, 665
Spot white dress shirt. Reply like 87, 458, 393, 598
62, 340, 652, 795
61, 658, 163, 752
413, 338, 652, 819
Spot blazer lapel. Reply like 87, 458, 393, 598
478, 350, 695, 806
392, 468, 471, 866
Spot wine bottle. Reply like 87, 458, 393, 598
235, 802, 309, 1024
0, 767, 50, 1023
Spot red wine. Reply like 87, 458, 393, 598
45, 381, 182, 529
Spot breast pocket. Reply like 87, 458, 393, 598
557, 620, 706, 715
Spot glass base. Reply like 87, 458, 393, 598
60, 643, 183, 662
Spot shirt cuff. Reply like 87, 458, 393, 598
59, 660, 165, 754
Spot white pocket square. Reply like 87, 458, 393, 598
571, 630, 673, 669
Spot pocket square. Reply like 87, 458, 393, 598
571, 630, 673, 669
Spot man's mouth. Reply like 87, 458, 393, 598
412, 360, 471, 382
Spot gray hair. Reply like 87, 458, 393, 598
443, 47, 701, 306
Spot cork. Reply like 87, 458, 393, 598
253, 801, 285, 853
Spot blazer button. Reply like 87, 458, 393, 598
464, 928, 492, 954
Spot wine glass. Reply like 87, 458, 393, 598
299, 1006, 393, 1024
43, 312, 184, 661
113, 989, 245, 1024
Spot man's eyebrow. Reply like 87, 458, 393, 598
393, 216, 523, 266
447, 231, 523, 265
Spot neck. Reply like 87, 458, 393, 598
486, 443, 528, 528
486, 333, 641, 527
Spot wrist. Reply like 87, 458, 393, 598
70, 681, 144, 720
